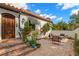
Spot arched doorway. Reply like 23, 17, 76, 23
1, 13, 15, 39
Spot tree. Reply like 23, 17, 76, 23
52, 21, 69, 30
70, 11, 79, 29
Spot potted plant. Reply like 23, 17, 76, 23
26, 35, 37, 48
20, 20, 41, 48
26, 31, 41, 48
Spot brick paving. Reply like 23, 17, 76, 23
26, 39, 74, 56
0, 39, 74, 56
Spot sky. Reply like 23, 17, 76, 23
11, 3, 79, 24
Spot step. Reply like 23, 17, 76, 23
0, 39, 20, 43
14, 47, 37, 56
0, 44, 28, 56
8, 45, 30, 56
0, 41, 23, 49
0, 39, 9, 43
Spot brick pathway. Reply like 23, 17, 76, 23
27, 39, 74, 56
0, 39, 74, 56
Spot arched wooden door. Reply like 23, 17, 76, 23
1, 13, 15, 39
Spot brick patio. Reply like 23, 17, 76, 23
0, 38, 74, 56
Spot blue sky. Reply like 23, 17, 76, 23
25, 3, 79, 24
11, 3, 79, 24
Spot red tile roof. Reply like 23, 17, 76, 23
0, 3, 52, 22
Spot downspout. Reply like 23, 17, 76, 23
18, 12, 22, 39
18, 12, 21, 30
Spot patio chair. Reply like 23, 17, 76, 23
49, 33, 62, 42
50, 36, 62, 45
52, 36, 61, 42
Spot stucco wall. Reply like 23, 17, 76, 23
0, 8, 19, 39
0, 8, 48, 40
52, 28, 79, 39
20, 14, 29, 29
0, 8, 31, 39
37, 19, 47, 29
27, 16, 48, 30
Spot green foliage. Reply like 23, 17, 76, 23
29, 20, 35, 30
32, 31, 38, 37
52, 21, 69, 30
26, 35, 37, 46
73, 33, 79, 56
57, 21, 67, 30
22, 20, 35, 37
21, 20, 36, 43
26, 31, 40, 48
51, 11, 79, 30
31, 36, 37, 45
24, 20, 32, 32
20, 20, 40, 48
69, 11, 79, 30
21, 20, 32, 41
42, 23, 50, 33
30, 31, 38, 45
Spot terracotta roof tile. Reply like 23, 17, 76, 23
0, 3, 52, 23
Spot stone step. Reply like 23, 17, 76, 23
0, 39, 9, 43
0, 43, 28, 56
13, 47, 37, 56
0, 41, 23, 49
0, 39, 20, 43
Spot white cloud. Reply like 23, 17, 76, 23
70, 9, 79, 15
57, 3, 63, 6
50, 16, 57, 19
56, 17, 63, 21
9, 3, 28, 9
40, 14, 57, 19
35, 9, 41, 14
56, 3, 63, 6
63, 4, 79, 10
53, 17, 64, 23
57, 3, 79, 10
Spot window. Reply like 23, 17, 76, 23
29, 20, 35, 30
22, 18, 25, 24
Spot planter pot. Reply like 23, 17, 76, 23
31, 44, 37, 48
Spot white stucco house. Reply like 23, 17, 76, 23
0, 3, 51, 40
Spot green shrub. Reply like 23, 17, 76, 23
31, 31, 38, 46
32, 31, 38, 37
26, 31, 41, 48
26, 35, 37, 48
20, 20, 41, 48
21, 20, 34, 43
42, 23, 50, 33
73, 33, 79, 56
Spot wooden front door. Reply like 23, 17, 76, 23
1, 13, 15, 39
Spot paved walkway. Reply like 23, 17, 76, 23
0, 39, 74, 56
26, 39, 74, 56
